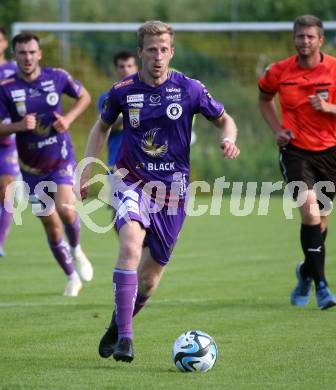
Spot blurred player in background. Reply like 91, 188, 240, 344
98, 51, 138, 212
81, 20, 240, 363
0, 32, 93, 296
98, 50, 138, 173
0, 27, 19, 257
259, 15, 336, 310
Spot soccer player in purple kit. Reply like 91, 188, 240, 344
0, 27, 19, 256
80, 21, 240, 362
0, 32, 93, 296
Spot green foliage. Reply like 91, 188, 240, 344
3, 0, 336, 191
0, 0, 22, 33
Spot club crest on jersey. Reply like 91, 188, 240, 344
46, 92, 59, 106
129, 109, 140, 128
166, 103, 182, 120
262, 64, 272, 77
15, 101, 27, 117
141, 128, 168, 157
316, 89, 329, 101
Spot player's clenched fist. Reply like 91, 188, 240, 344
18, 113, 36, 131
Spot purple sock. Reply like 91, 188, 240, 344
133, 293, 150, 317
0, 203, 13, 247
64, 215, 80, 248
113, 268, 138, 340
48, 238, 75, 276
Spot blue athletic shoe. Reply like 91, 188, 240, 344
0, 246, 5, 257
316, 282, 336, 310
290, 262, 312, 307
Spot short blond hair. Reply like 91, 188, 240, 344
137, 20, 174, 49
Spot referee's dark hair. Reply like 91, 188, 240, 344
293, 15, 324, 37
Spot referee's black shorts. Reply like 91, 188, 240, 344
279, 143, 336, 203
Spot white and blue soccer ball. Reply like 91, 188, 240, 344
172, 330, 218, 372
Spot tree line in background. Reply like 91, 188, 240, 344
1, 0, 336, 189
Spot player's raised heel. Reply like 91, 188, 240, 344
113, 337, 134, 363
71, 246, 94, 282
290, 261, 312, 307
316, 282, 336, 310
98, 311, 118, 358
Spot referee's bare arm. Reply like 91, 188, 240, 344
258, 90, 293, 146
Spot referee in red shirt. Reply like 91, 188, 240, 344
258, 15, 336, 310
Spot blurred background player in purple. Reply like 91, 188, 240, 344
97, 51, 138, 211
80, 21, 240, 362
0, 27, 19, 257
0, 32, 93, 296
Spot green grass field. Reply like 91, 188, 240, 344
1, 196, 336, 389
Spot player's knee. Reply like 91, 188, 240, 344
119, 242, 142, 263
301, 212, 320, 225
58, 207, 75, 224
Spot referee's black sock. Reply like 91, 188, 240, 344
321, 228, 328, 285
300, 224, 327, 288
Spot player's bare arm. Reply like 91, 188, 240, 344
258, 91, 294, 146
53, 87, 91, 133
0, 113, 36, 135
80, 117, 111, 199
109, 115, 123, 133
213, 111, 240, 159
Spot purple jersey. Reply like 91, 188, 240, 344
0, 61, 17, 80
101, 71, 224, 199
0, 61, 18, 147
0, 67, 81, 174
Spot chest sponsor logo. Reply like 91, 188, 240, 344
43, 85, 56, 92
316, 89, 329, 101
16, 101, 27, 117
46, 92, 59, 106
11, 89, 25, 99
37, 136, 58, 149
129, 108, 140, 128
41, 80, 54, 87
147, 162, 175, 171
166, 87, 181, 93
166, 103, 183, 120
149, 94, 161, 106
127, 94, 144, 103
128, 102, 143, 108
166, 93, 181, 101
29, 88, 41, 98
135, 161, 175, 172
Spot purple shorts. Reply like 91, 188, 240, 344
22, 161, 75, 202
114, 182, 186, 266
0, 144, 20, 176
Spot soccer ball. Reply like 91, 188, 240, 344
172, 330, 218, 372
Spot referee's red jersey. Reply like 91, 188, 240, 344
259, 53, 336, 151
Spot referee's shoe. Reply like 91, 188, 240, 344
316, 281, 336, 310
290, 262, 312, 307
